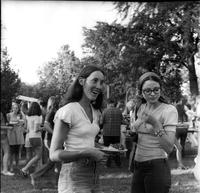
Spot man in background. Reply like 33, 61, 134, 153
101, 98, 124, 167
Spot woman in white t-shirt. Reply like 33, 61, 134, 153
50, 65, 107, 193
129, 72, 178, 193
20, 102, 43, 177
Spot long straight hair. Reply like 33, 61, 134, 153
27, 102, 42, 116
62, 65, 105, 109
46, 96, 59, 113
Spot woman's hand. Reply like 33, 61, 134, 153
35, 123, 43, 132
141, 111, 163, 134
133, 118, 144, 131
82, 148, 108, 163
141, 111, 158, 126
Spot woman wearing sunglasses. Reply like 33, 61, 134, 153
130, 72, 178, 193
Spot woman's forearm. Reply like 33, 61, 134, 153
157, 134, 174, 154
44, 122, 53, 133
154, 122, 175, 154
50, 149, 87, 163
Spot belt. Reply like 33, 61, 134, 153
134, 158, 167, 167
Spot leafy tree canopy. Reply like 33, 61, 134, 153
37, 44, 83, 100
114, 1, 200, 96
1, 47, 21, 113
82, 1, 200, 102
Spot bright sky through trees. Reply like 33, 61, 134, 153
2, 1, 118, 84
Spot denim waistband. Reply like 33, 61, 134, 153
63, 158, 96, 167
134, 158, 167, 167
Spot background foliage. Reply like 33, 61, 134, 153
1, 47, 21, 113
1, 2, 200, 111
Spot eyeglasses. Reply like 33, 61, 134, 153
142, 87, 160, 95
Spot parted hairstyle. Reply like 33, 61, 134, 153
27, 102, 42, 116
46, 96, 59, 113
12, 102, 21, 115
62, 65, 105, 109
135, 72, 168, 115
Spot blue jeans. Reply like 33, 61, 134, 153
131, 158, 171, 193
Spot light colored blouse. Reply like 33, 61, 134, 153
54, 102, 101, 151
133, 103, 178, 162
26, 115, 43, 138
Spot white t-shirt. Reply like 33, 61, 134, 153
134, 103, 178, 162
54, 102, 101, 151
26, 115, 43, 138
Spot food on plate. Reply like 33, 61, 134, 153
110, 143, 125, 150
100, 143, 127, 153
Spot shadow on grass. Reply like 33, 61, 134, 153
1, 149, 199, 193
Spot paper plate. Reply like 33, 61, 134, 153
100, 147, 127, 153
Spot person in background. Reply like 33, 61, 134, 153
20, 102, 33, 164
1, 112, 14, 176
39, 99, 47, 125
20, 102, 43, 177
174, 138, 187, 169
193, 95, 200, 181
39, 99, 48, 164
19, 102, 29, 160
50, 65, 107, 193
123, 100, 134, 116
100, 98, 124, 167
124, 99, 136, 159
129, 72, 178, 193
7, 102, 25, 172
30, 96, 60, 187
175, 98, 189, 157
116, 100, 125, 112
185, 102, 198, 147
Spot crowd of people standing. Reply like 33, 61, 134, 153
1, 65, 200, 193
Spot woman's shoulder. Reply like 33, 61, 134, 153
161, 103, 178, 114
162, 103, 177, 110
56, 102, 78, 115
7, 112, 12, 116
59, 102, 78, 110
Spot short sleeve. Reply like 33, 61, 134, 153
39, 115, 43, 123
54, 104, 73, 126
162, 105, 178, 132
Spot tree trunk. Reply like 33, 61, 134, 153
188, 55, 199, 96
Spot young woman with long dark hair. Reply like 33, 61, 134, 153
50, 65, 107, 193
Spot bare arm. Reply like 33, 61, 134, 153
133, 112, 176, 154
50, 118, 106, 163
153, 121, 176, 154
43, 121, 53, 133
24, 118, 28, 132
6, 113, 10, 123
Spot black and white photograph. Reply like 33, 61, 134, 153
1, 1, 200, 193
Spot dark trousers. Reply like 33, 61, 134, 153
176, 126, 188, 157
131, 158, 171, 193
103, 136, 121, 167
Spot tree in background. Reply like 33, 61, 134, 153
114, 1, 200, 97
82, 22, 136, 101
1, 47, 21, 113
37, 44, 83, 99
82, 1, 200, 102
7, 2, 199, 105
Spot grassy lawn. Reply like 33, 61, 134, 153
1, 145, 199, 193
